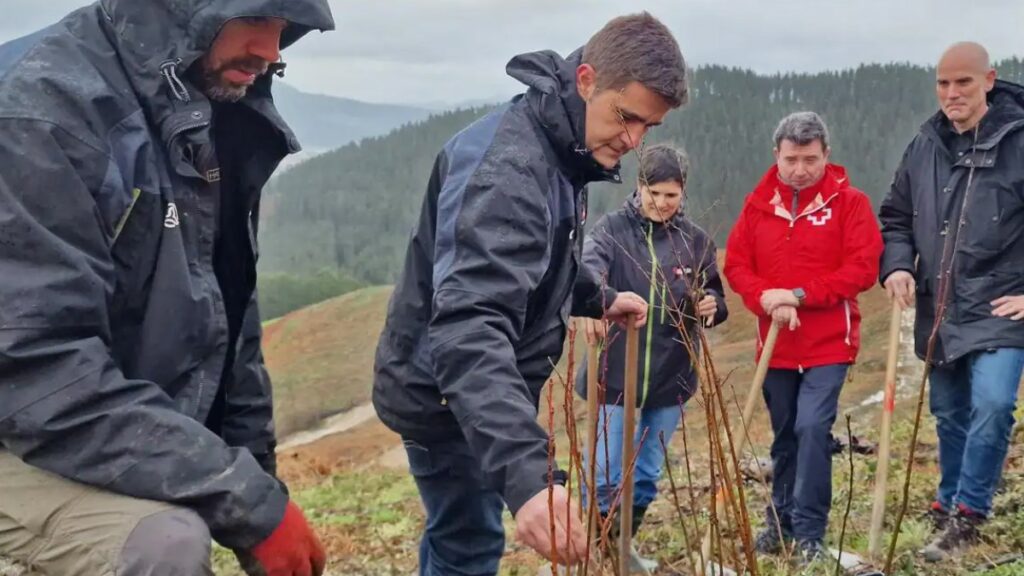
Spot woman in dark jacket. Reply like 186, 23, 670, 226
576, 144, 728, 570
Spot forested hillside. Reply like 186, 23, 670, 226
258, 59, 1024, 290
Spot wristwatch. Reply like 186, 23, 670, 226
792, 287, 806, 305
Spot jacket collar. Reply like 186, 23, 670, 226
749, 164, 850, 222
922, 79, 1024, 156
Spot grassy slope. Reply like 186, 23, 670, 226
262, 285, 393, 436
231, 283, 1024, 575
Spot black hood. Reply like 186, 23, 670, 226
100, 0, 334, 72
97, 0, 334, 158
506, 48, 621, 184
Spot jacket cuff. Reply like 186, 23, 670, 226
879, 246, 916, 286
601, 286, 619, 313
222, 481, 289, 550
505, 458, 566, 517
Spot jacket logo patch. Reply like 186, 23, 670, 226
808, 207, 832, 227
206, 168, 221, 182
164, 203, 180, 229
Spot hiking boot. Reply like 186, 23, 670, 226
754, 526, 793, 555
627, 505, 658, 574
922, 504, 985, 562
925, 500, 951, 532
630, 505, 648, 538
795, 539, 829, 566
627, 542, 658, 574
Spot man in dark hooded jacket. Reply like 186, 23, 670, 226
373, 12, 687, 572
879, 42, 1024, 562
0, 1, 334, 574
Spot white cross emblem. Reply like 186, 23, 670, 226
808, 207, 832, 227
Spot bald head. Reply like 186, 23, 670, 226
935, 41, 996, 133
938, 42, 992, 74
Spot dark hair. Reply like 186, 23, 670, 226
639, 143, 690, 187
582, 12, 689, 108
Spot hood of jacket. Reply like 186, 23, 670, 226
506, 47, 621, 185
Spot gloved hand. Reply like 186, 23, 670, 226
242, 500, 326, 576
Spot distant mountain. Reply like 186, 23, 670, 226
415, 95, 511, 111
272, 82, 433, 163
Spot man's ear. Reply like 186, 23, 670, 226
576, 63, 598, 102
984, 67, 997, 92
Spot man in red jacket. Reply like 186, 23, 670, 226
724, 111, 882, 565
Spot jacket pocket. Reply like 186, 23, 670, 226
963, 179, 1009, 257
956, 270, 1024, 323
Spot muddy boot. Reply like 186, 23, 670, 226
627, 505, 658, 574
794, 538, 829, 568
753, 525, 793, 555
922, 504, 985, 563
924, 500, 951, 533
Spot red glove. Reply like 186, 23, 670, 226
250, 500, 326, 576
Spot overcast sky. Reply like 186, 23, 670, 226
3, 0, 1021, 106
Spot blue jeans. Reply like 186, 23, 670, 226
762, 364, 848, 542
403, 436, 505, 576
586, 404, 683, 513
929, 347, 1024, 516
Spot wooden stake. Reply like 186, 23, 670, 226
619, 316, 640, 576
869, 303, 902, 558
585, 341, 600, 568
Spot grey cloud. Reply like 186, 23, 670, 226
2, 0, 1020, 105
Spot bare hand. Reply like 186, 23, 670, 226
515, 485, 586, 565
605, 292, 648, 329
884, 270, 916, 310
772, 305, 801, 331
992, 295, 1024, 321
760, 289, 800, 315
697, 295, 717, 326
578, 317, 608, 346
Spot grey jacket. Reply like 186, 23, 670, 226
879, 80, 1024, 364
373, 48, 618, 515
0, 0, 333, 549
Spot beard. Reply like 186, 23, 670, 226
194, 56, 269, 103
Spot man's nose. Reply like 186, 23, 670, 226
621, 124, 647, 151
249, 28, 282, 64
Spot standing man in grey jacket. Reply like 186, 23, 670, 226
374, 12, 688, 572
0, 1, 334, 574
879, 41, 1024, 562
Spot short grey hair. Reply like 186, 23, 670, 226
773, 111, 830, 150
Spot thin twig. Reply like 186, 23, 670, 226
835, 415, 855, 576
548, 376, 559, 570
661, 430, 699, 576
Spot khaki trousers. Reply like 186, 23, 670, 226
0, 450, 213, 576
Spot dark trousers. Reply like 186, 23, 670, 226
403, 436, 506, 575
761, 364, 848, 542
